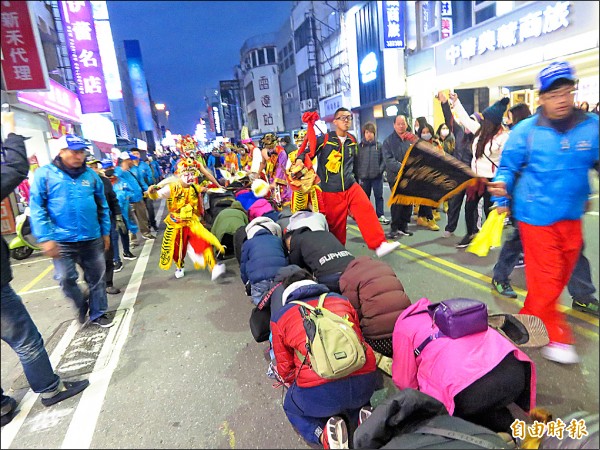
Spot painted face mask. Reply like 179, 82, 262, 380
181, 172, 196, 185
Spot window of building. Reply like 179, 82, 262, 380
258, 49, 266, 65
294, 17, 315, 50
298, 67, 317, 101
248, 110, 258, 131
287, 41, 293, 54
267, 47, 276, 64
474, 1, 496, 24
289, 53, 294, 65
245, 81, 255, 104
251, 51, 258, 68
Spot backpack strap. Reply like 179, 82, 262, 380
291, 300, 315, 311
414, 426, 503, 449
317, 292, 328, 308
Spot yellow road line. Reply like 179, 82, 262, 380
17, 264, 53, 294
347, 227, 598, 340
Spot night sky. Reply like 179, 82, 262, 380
107, 1, 293, 135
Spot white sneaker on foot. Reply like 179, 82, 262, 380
375, 241, 400, 257
175, 268, 185, 279
541, 342, 580, 364
211, 263, 226, 281
442, 230, 454, 238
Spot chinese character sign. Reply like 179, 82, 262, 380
123, 40, 154, 132
382, 1, 405, 49
1, 1, 50, 91
58, 0, 110, 113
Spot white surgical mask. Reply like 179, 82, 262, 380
440, 129, 450, 138
421, 133, 432, 141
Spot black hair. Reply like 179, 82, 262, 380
418, 123, 435, 139
508, 103, 532, 126
283, 269, 315, 288
415, 116, 428, 130
281, 136, 291, 144
540, 78, 575, 95
334, 107, 351, 118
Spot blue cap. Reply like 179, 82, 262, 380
101, 158, 114, 169
128, 152, 139, 161
55, 134, 89, 151
537, 61, 576, 93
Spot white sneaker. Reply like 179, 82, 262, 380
211, 263, 226, 281
541, 342, 580, 364
442, 230, 454, 238
175, 268, 185, 279
375, 241, 400, 257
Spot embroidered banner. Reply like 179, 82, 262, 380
389, 141, 477, 207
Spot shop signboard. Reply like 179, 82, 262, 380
1, 1, 50, 91
381, 1, 405, 49
123, 40, 154, 132
58, 1, 110, 113
17, 78, 83, 123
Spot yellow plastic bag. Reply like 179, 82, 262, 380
466, 209, 506, 257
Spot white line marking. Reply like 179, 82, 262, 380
586, 211, 599, 216
11, 257, 52, 267
17, 281, 85, 296
60, 200, 164, 449
1, 320, 80, 449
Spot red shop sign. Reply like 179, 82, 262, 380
1, 1, 50, 91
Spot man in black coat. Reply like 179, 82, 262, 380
1, 112, 88, 426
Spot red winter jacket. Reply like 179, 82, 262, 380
270, 282, 377, 388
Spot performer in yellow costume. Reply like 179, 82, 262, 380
147, 157, 226, 281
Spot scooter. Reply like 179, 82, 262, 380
9, 207, 41, 260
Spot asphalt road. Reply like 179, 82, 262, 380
1, 182, 598, 449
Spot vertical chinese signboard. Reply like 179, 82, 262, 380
1, 1, 50, 91
58, 0, 110, 113
123, 40, 154, 132
381, 1, 405, 49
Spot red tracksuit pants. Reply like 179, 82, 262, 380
321, 183, 386, 250
519, 220, 583, 344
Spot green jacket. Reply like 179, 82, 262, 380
210, 201, 248, 241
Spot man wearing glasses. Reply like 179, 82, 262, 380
298, 107, 399, 257
489, 61, 599, 365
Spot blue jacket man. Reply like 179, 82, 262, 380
30, 134, 113, 327
130, 148, 158, 231
489, 61, 599, 365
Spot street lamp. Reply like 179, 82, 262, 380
155, 103, 166, 111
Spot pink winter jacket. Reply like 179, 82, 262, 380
392, 298, 536, 415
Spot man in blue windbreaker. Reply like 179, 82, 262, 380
30, 134, 114, 327
489, 61, 599, 365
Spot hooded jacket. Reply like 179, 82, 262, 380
354, 140, 385, 180
392, 298, 536, 416
240, 218, 287, 285
288, 227, 354, 278
210, 200, 248, 242
285, 210, 329, 233
339, 256, 411, 340
270, 281, 377, 387
30, 158, 111, 244
353, 389, 511, 449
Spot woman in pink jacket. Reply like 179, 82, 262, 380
392, 298, 536, 433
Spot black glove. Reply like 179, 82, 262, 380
115, 215, 127, 234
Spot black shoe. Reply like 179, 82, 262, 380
386, 230, 400, 239
91, 313, 115, 328
122, 251, 137, 260
106, 286, 121, 295
113, 261, 123, 272
41, 380, 90, 407
78, 301, 89, 324
398, 228, 414, 236
456, 234, 475, 248
514, 255, 525, 268
1, 397, 17, 427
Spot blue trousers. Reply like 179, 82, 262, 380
360, 176, 385, 218
493, 223, 596, 299
283, 370, 380, 445
1, 284, 60, 401
53, 238, 108, 321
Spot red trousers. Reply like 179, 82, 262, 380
519, 220, 583, 344
321, 183, 386, 250
173, 226, 213, 270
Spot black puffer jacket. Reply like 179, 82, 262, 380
381, 131, 412, 185
354, 140, 385, 180
288, 227, 354, 278
1, 134, 30, 287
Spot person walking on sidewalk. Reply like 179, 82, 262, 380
131, 148, 158, 232
381, 115, 417, 239
354, 122, 390, 225
296, 108, 399, 258
489, 61, 599, 364
1, 113, 89, 427
30, 134, 114, 328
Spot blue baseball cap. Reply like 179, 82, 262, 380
55, 134, 89, 151
101, 158, 114, 169
128, 152, 139, 161
537, 61, 576, 93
